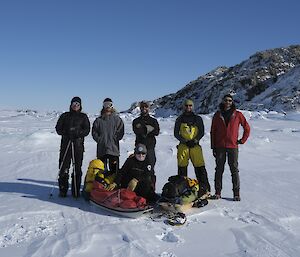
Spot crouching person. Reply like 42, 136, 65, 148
109, 144, 158, 203
82, 159, 116, 201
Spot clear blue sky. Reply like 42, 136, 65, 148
1, 0, 300, 113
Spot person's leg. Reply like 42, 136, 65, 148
146, 148, 156, 168
177, 143, 189, 176
227, 148, 240, 200
71, 143, 84, 197
98, 155, 108, 171
58, 142, 72, 196
214, 148, 226, 196
190, 145, 211, 196
108, 155, 119, 173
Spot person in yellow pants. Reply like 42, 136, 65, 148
174, 99, 211, 199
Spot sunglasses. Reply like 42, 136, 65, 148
72, 102, 81, 107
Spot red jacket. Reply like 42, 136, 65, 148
211, 109, 250, 149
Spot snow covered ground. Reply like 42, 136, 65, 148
0, 109, 300, 257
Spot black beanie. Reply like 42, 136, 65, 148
71, 96, 81, 104
103, 98, 112, 103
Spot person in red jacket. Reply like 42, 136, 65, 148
210, 94, 250, 201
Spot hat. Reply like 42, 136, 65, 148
103, 98, 113, 109
71, 96, 81, 105
140, 100, 150, 108
134, 144, 147, 154
183, 99, 194, 107
223, 94, 233, 100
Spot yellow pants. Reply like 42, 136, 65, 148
177, 143, 205, 167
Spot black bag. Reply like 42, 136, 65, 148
161, 175, 189, 199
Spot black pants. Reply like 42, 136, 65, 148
98, 154, 119, 173
146, 148, 156, 168
214, 148, 240, 195
58, 140, 83, 195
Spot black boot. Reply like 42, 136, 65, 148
58, 169, 69, 197
178, 166, 187, 177
195, 166, 211, 194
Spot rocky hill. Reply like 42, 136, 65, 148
127, 45, 300, 116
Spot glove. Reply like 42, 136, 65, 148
106, 183, 117, 191
69, 127, 80, 140
127, 178, 138, 191
146, 125, 154, 134
237, 139, 243, 145
212, 148, 217, 157
186, 139, 198, 148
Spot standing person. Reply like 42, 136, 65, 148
55, 97, 90, 198
210, 94, 250, 201
174, 99, 211, 199
132, 101, 160, 168
92, 98, 124, 174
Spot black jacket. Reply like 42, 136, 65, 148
115, 155, 154, 187
132, 115, 160, 149
55, 110, 90, 148
174, 111, 204, 144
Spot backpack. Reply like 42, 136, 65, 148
161, 175, 190, 199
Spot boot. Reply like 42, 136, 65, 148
194, 166, 211, 193
58, 169, 69, 197
178, 166, 187, 177
233, 190, 241, 201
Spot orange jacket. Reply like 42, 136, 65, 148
211, 109, 250, 149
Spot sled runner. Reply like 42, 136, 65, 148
90, 198, 153, 219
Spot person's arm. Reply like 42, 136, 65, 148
194, 115, 204, 142
238, 113, 250, 144
133, 117, 146, 136
148, 118, 160, 136
55, 113, 67, 136
174, 116, 186, 143
116, 117, 125, 140
92, 119, 100, 142
79, 114, 90, 138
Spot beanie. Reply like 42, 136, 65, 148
71, 96, 81, 105
134, 144, 147, 154
183, 99, 194, 107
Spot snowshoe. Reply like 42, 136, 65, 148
192, 198, 208, 208
210, 194, 221, 200
165, 212, 187, 226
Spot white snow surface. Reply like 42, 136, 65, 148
0, 109, 300, 257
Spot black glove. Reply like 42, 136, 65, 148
237, 139, 243, 145
69, 127, 80, 140
186, 140, 197, 148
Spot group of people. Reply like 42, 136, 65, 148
55, 94, 250, 202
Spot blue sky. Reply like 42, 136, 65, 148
1, 0, 300, 113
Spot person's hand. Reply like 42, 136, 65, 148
127, 178, 138, 191
237, 139, 243, 144
106, 183, 117, 191
69, 127, 80, 139
186, 140, 197, 148
212, 148, 217, 157
146, 125, 154, 134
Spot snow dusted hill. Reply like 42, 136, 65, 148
127, 45, 300, 116
0, 109, 300, 257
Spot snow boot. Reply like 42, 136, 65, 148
58, 169, 69, 197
